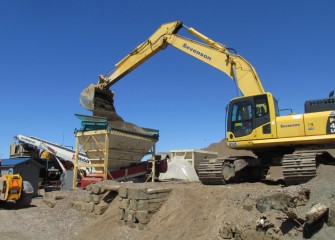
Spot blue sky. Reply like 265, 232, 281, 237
1, 1, 335, 158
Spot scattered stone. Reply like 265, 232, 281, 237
118, 186, 128, 198
305, 203, 329, 224
91, 193, 103, 204
219, 225, 233, 239
135, 211, 151, 224
128, 188, 148, 200
118, 209, 125, 220
91, 184, 102, 195
85, 202, 95, 213
256, 216, 274, 231
101, 184, 120, 193
54, 193, 66, 200
86, 184, 93, 191
94, 202, 109, 215
281, 207, 304, 225
83, 193, 91, 203
120, 199, 130, 209
129, 199, 138, 210
43, 199, 56, 208
256, 193, 293, 213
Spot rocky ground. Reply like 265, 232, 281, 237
0, 139, 334, 240
0, 164, 334, 240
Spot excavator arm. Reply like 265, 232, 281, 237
166, 29, 264, 96
80, 21, 265, 112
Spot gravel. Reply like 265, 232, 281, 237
0, 190, 93, 240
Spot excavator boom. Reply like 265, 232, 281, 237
80, 21, 183, 111
80, 21, 265, 113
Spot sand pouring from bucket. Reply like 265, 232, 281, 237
80, 84, 116, 113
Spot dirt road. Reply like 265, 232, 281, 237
0, 191, 92, 240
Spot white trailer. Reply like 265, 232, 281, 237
170, 149, 218, 170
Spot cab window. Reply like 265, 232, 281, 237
231, 100, 253, 137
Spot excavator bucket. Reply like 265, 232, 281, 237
80, 84, 116, 111
80, 84, 123, 121
80, 84, 96, 111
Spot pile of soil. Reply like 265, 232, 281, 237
93, 93, 155, 136
75, 164, 335, 240
0, 139, 334, 240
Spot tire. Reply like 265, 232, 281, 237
16, 191, 33, 208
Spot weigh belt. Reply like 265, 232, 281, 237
282, 152, 317, 185
198, 158, 225, 185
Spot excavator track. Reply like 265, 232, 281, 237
282, 152, 317, 185
198, 156, 260, 185
198, 158, 225, 185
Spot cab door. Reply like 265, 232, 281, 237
253, 94, 272, 139
228, 96, 254, 139
228, 94, 273, 141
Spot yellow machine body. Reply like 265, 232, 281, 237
226, 93, 335, 150
0, 174, 23, 202
80, 20, 335, 184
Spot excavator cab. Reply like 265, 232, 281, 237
229, 97, 254, 138
227, 93, 276, 141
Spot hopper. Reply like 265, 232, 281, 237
74, 114, 158, 173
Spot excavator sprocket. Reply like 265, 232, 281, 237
282, 152, 317, 185
198, 158, 225, 185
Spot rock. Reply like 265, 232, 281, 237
91, 184, 102, 195
91, 194, 103, 204
256, 198, 271, 213
86, 202, 95, 213
118, 209, 125, 220
54, 193, 65, 200
305, 203, 329, 224
120, 199, 130, 209
94, 202, 109, 215
256, 216, 274, 231
219, 226, 233, 239
119, 186, 128, 198
135, 211, 151, 224
43, 199, 56, 208
128, 188, 148, 200
83, 193, 92, 203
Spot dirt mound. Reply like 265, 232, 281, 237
0, 166, 334, 240
1, 152, 335, 240
74, 163, 335, 240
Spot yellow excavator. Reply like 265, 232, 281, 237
80, 21, 335, 185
